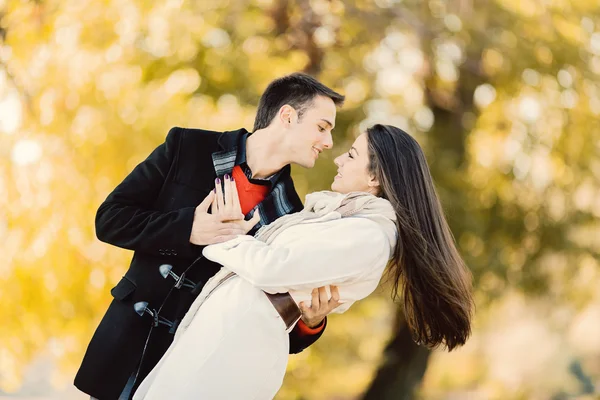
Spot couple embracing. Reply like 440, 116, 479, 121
75, 73, 474, 399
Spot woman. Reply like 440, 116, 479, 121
134, 124, 474, 400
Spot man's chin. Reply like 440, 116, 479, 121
301, 159, 316, 169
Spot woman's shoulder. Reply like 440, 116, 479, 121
305, 215, 391, 242
328, 216, 396, 251
279, 216, 394, 260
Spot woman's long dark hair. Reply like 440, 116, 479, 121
366, 124, 474, 351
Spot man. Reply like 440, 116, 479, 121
75, 73, 346, 399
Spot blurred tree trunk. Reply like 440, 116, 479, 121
270, 0, 324, 76
362, 311, 431, 400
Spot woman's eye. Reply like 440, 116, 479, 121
347, 151, 353, 159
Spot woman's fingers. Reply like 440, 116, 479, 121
214, 176, 245, 221
223, 175, 233, 214
230, 177, 243, 216
210, 188, 218, 214
215, 178, 225, 213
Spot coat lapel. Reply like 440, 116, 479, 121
211, 128, 247, 177
209, 128, 303, 233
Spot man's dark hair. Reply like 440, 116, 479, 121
253, 72, 345, 131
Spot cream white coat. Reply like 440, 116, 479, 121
134, 215, 396, 400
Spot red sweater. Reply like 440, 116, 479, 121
231, 165, 324, 336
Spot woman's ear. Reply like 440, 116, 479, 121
368, 175, 380, 193
368, 174, 379, 187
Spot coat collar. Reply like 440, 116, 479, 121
211, 128, 285, 186
209, 128, 303, 232
211, 128, 248, 177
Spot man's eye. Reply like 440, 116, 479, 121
319, 126, 325, 132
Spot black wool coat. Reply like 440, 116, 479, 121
74, 127, 326, 400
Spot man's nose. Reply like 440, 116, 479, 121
322, 131, 333, 149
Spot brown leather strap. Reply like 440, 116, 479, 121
264, 292, 302, 331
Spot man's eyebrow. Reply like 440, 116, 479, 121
351, 146, 359, 156
320, 119, 334, 129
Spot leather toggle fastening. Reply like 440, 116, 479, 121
133, 301, 175, 329
159, 264, 196, 290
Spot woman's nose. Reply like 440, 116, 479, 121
334, 155, 342, 167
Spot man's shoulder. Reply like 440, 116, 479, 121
166, 127, 246, 149
167, 126, 222, 142
164, 127, 225, 157
173, 127, 223, 135
163, 128, 228, 182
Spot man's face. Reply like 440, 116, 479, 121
287, 95, 337, 168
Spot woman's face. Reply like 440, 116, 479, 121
331, 132, 378, 194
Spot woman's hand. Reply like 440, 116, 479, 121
211, 175, 260, 235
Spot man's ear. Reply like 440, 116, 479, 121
279, 105, 297, 126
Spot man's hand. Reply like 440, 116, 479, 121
299, 286, 342, 328
189, 177, 259, 245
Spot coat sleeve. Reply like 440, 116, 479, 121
202, 218, 390, 293
288, 317, 327, 354
95, 127, 202, 259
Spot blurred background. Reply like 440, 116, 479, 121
1, 0, 599, 399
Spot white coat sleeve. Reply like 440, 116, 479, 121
202, 218, 390, 293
